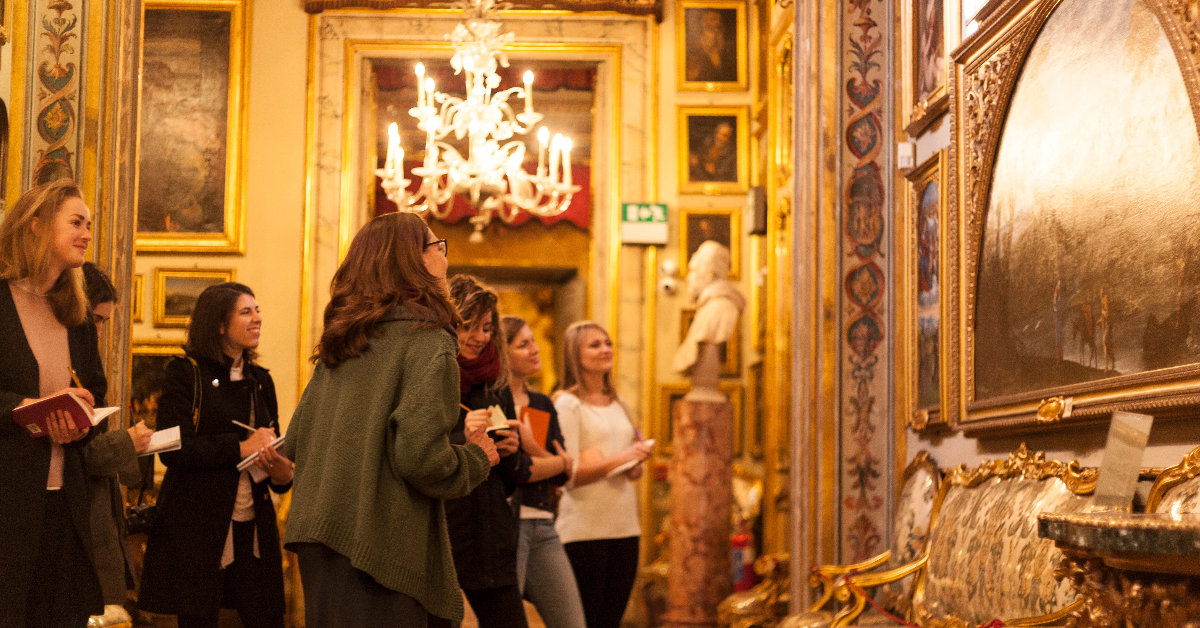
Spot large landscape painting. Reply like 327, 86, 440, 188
974, 0, 1200, 400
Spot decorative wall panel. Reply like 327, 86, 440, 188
27, 0, 87, 186
839, 0, 892, 562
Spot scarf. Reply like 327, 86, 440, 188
457, 341, 500, 394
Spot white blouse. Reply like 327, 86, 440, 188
553, 392, 641, 544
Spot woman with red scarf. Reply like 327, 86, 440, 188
442, 275, 532, 628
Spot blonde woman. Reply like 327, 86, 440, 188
553, 321, 654, 628
0, 180, 105, 627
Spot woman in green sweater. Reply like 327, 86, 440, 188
282, 212, 500, 628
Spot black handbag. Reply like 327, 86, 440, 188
125, 356, 203, 536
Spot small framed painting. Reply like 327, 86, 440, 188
656, 381, 744, 455
153, 268, 236, 328
678, 106, 750, 195
131, 274, 144, 324
676, 0, 748, 92
679, 206, 741, 280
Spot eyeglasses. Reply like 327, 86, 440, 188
425, 239, 448, 256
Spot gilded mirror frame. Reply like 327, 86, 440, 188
951, 0, 1200, 433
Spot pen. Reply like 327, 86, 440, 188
460, 404, 472, 412
231, 420, 256, 432
68, 366, 83, 389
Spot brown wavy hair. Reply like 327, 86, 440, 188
449, 274, 509, 390
0, 180, 89, 327
558, 320, 616, 397
316, 212, 460, 367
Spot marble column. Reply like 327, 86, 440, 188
665, 343, 734, 628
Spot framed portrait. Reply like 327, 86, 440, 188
951, 0, 1200, 433
904, 0, 953, 136
678, 106, 750, 195
153, 268, 236, 328
900, 151, 952, 432
131, 274, 144, 324
676, 0, 748, 92
679, 206, 741, 280
136, 0, 249, 253
746, 361, 763, 458
131, 340, 184, 429
656, 381, 744, 455
681, 308, 741, 376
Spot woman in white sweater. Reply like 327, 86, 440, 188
553, 321, 654, 628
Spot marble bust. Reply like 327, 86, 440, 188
672, 241, 745, 377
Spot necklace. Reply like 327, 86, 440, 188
11, 279, 49, 298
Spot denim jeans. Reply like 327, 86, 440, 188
516, 518, 587, 628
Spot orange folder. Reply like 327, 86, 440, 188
519, 406, 552, 450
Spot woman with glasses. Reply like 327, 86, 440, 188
283, 213, 499, 628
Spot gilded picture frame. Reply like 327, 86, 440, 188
675, 0, 748, 92
136, 0, 249, 253
681, 308, 741, 377
131, 340, 185, 429
678, 106, 750, 195
903, 0, 956, 136
678, 206, 742, 280
951, 0, 1200, 433
656, 381, 744, 455
746, 361, 764, 458
153, 268, 236, 328
900, 151, 953, 432
131, 274, 144, 324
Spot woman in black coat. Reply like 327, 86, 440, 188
138, 283, 293, 628
0, 180, 106, 628
444, 275, 532, 628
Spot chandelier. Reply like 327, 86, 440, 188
375, 0, 580, 242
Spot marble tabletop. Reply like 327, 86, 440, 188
1038, 512, 1200, 574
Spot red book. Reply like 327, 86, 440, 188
519, 406, 551, 449
12, 392, 119, 437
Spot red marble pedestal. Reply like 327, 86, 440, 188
663, 397, 734, 628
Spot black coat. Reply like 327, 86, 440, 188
445, 384, 531, 590
138, 355, 289, 617
0, 284, 105, 623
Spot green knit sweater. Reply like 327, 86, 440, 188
281, 312, 491, 621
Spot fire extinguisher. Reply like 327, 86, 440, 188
731, 531, 757, 591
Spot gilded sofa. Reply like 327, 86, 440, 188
767, 451, 941, 628
834, 445, 1098, 628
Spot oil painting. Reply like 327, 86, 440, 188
679, 207, 741, 280
972, 0, 1200, 402
915, 176, 940, 410
137, 2, 247, 253
154, 268, 236, 328
131, 342, 183, 429
678, 106, 750, 194
677, 0, 747, 92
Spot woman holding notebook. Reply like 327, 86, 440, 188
502, 315, 586, 628
443, 274, 531, 628
138, 282, 292, 628
0, 180, 106, 627
553, 321, 654, 628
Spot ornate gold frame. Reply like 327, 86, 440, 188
677, 105, 751, 194
951, 0, 1200, 433
135, 0, 250, 253
152, 267, 236, 328
902, 0, 957, 136
899, 151, 953, 432
836, 445, 1096, 626
131, 274, 144, 324
678, 205, 742, 279
1146, 445, 1200, 513
656, 381, 744, 455
675, 0, 748, 92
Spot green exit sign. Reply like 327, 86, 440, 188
620, 203, 668, 244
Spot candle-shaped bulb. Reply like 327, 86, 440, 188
386, 123, 400, 172
425, 78, 435, 106
561, 137, 572, 187
549, 133, 562, 183
537, 126, 549, 177
523, 70, 534, 115
464, 56, 474, 72
523, 71, 533, 86
415, 62, 425, 77
415, 63, 426, 107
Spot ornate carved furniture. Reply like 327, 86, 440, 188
716, 554, 791, 628
1039, 445, 1200, 628
831, 445, 1097, 627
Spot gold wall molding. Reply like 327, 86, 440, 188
302, 0, 663, 20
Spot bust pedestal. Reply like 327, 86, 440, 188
664, 343, 734, 628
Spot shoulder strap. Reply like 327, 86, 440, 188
182, 356, 203, 432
